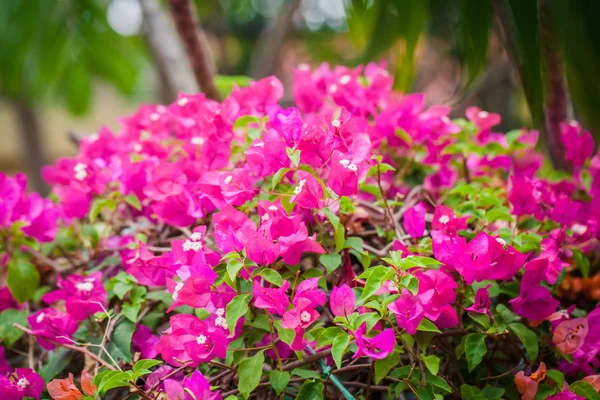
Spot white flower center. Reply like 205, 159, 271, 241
332, 119, 341, 128
36, 313, 45, 323
150, 113, 160, 121
196, 334, 208, 345
293, 179, 307, 195
441, 116, 451, 124
495, 238, 507, 247
329, 84, 338, 94
73, 163, 88, 181
439, 215, 450, 224
189, 232, 202, 241
224, 175, 233, 184
571, 224, 587, 235
191, 137, 204, 145
261, 214, 270, 222
172, 282, 184, 300
388, 281, 398, 292
339, 159, 358, 173
76, 282, 94, 292
133, 143, 142, 152
339, 75, 351, 85
216, 308, 225, 317
300, 311, 312, 323
478, 111, 489, 118
16, 378, 29, 389
182, 240, 202, 252
177, 97, 188, 106
215, 317, 227, 328
268, 205, 278, 211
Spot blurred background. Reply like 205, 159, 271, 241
1, 0, 599, 193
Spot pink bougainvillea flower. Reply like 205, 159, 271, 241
431, 205, 468, 235
510, 284, 559, 321
465, 285, 492, 317
277, 222, 325, 265
282, 297, 319, 351
560, 121, 594, 168
289, 171, 324, 209
387, 289, 425, 334
514, 362, 546, 400
353, 325, 395, 360
415, 269, 457, 320
132, 324, 159, 359
144, 365, 185, 392
403, 203, 426, 238
212, 205, 256, 254
547, 391, 585, 400
330, 284, 356, 317
466, 107, 501, 132
166, 263, 218, 311
42, 272, 106, 321
0, 368, 44, 400
27, 308, 78, 350
126, 242, 173, 287
293, 278, 326, 308
47, 373, 82, 400
252, 280, 290, 316
552, 318, 589, 355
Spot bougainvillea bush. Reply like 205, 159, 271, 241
1, 63, 600, 400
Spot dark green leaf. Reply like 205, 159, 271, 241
297, 379, 324, 400
331, 333, 350, 369
464, 333, 487, 372
105, 319, 135, 363
571, 381, 600, 400
0, 308, 27, 346
238, 350, 265, 399
458, 0, 494, 85
270, 370, 290, 395
226, 294, 251, 335
508, 322, 539, 362
7, 257, 39, 303
422, 354, 440, 375
320, 253, 342, 274
375, 351, 400, 383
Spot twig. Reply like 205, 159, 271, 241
168, 0, 221, 101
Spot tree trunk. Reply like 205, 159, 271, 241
13, 100, 49, 195
139, 0, 198, 103
167, 0, 220, 101
538, 0, 571, 171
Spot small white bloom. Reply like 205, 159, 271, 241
571, 224, 587, 235
268, 205, 278, 211
293, 179, 307, 195
441, 116, 451, 124
339, 159, 350, 168
216, 308, 225, 317
298, 63, 310, 71
495, 237, 507, 247
300, 311, 312, 323
332, 119, 341, 128
16, 378, 29, 389
190, 232, 203, 242
347, 163, 358, 172
73, 163, 88, 181
438, 215, 450, 224
478, 111, 489, 118
76, 282, 94, 292
172, 282, 184, 300
329, 84, 338, 93
150, 113, 160, 121
339, 74, 351, 85
190, 137, 204, 145
36, 313, 45, 323
387, 281, 399, 292
224, 175, 233, 184
177, 97, 188, 106
196, 334, 208, 345
89, 133, 99, 142
183, 240, 202, 252
215, 317, 227, 328
133, 143, 142, 152
157, 105, 167, 113
261, 214, 270, 222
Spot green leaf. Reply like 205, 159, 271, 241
122, 302, 141, 323
0, 309, 27, 346
458, 0, 494, 85
468, 312, 490, 329
269, 370, 290, 395
124, 194, 142, 211
464, 333, 487, 372
65, 63, 92, 116
399, 274, 419, 295
238, 350, 265, 399
481, 385, 505, 399
226, 259, 245, 282
572, 249, 590, 278
422, 354, 440, 375
257, 269, 282, 287
396, 256, 442, 270
331, 333, 350, 369
39, 348, 70, 383
508, 322, 539, 362
89, 198, 116, 223
545, 370, 565, 390
359, 266, 394, 302
374, 351, 400, 383
286, 147, 301, 167
105, 319, 135, 363
316, 327, 345, 349
97, 371, 131, 394
7, 257, 40, 303
417, 318, 442, 333
291, 368, 322, 379
571, 381, 600, 400
320, 253, 342, 274
215, 75, 252, 98
226, 294, 251, 335
271, 167, 289, 190
133, 359, 162, 372
113, 281, 133, 300
297, 379, 324, 400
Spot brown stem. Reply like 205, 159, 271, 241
167, 0, 220, 101
538, 0, 571, 171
